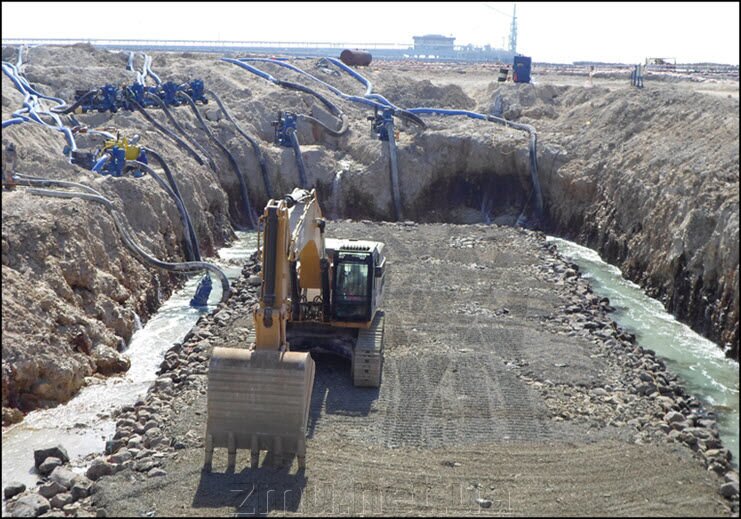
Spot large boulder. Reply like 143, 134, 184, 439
38, 457, 63, 476
85, 458, 113, 481
7, 493, 50, 517
49, 466, 77, 490
33, 445, 69, 469
38, 480, 66, 499
70, 476, 93, 500
92, 345, 130, 375
3, 481, 26, 500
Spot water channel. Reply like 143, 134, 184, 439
1, 232, 257, 504
548, 236, 739, 468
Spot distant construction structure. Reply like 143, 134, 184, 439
509, 3, 518, 54
412, 34, 456, 56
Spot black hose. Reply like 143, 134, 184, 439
298, 112, 349, 137
287, 129, 308, 189
394, 109, 427, 129
127, 97, 206, 166
128, 160, 199, 262
275, 80, 350, 136
484, 115, 543, 218
13, 174, 102, 195
205, 88, 272, 198
24, 186, 230, 302
51, 89, 96, 114
277, 80, 343, 117
143, 92, 218, 171
176, 91, 257, 229
143, 147, 201, 261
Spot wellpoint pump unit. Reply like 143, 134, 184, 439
513, 55, 532, 83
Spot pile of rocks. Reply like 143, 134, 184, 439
2, 258, 263, 518
521, 238, 739, 511
4, 445, 98, 517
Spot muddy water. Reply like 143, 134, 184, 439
548, 236, 739, 467
1, 232, 257, 501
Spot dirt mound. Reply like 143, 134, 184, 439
474, 82, 573, 121
373, 73, 476, 110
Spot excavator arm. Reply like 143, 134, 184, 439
204, 189, 322, 473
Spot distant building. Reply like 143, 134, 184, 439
413, 34, 456, 55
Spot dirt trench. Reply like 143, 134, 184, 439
1, 44, 737, 426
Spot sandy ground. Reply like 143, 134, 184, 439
90, 222, 733, 517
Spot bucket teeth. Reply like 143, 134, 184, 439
204, 347, 315, 471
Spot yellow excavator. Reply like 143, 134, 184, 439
204, 188, 386, 471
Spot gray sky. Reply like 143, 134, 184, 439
2, 1, 739, 64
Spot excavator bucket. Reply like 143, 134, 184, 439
204, 347, 315, 471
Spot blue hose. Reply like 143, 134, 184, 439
321, 59, 426, 126
145, 55, 162, 85
92, 154, 111, 172
5, 61, 66, 108
226, 57, 424, 126
2, 117, 26, 128
2, 62, 31, 98
323, 57, 373, 96
140, 54, 149, 85
319, 57, 420, 119
2, 60, 77, 155
222, 58, 279, 83
238, 57, 344, 96
59, 127, 77, 154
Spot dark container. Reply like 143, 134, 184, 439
513, 55, 532, 83
340, 49, 372, 67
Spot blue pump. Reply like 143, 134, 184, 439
189, 275, 213, 307
273, 111, 298, 147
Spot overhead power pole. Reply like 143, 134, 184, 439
509, 3, 517, 54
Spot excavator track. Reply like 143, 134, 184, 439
352, 311, 385, 387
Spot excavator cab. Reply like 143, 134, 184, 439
333, 251, 373, 321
